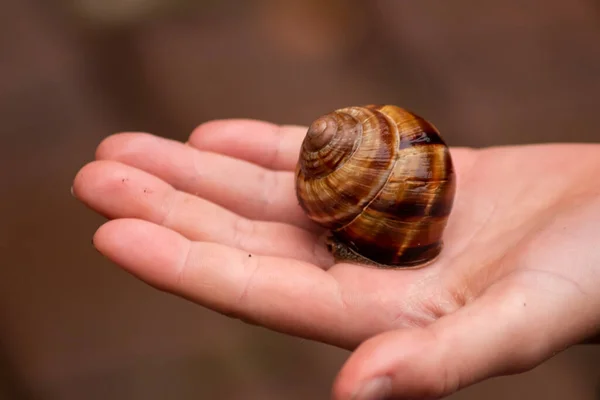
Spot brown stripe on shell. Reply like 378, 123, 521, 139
331, 207, 447, 266
367, 179, 452, 220
428, 178, 456, 218
361, 143, 454, 216
393, 143, 454, 258
332, 146, 454, 266
392, 241, 443, 267
428, 147, 456, 218
296, 106, 399, 229
377, 105, 448, 149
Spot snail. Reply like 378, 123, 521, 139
294, 105, 456, 269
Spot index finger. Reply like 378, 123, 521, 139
188, 120, 308, 171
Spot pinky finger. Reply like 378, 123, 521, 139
93, 218, 347, 345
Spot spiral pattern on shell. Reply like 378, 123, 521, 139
295, 104, 456, 268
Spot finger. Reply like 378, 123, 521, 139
74, 160, 332, 267
95, 132, 318, 231
332, 282, 582, 400
93, 218, 347, 344
188, 119, 307, 171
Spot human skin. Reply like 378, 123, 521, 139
72, 120, 600, 399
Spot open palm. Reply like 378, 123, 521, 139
73, 120, 600, 399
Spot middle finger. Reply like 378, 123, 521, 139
95, 132, 319, 232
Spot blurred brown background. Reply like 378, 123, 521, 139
2, 0, 600, 399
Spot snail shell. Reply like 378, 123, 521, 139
295, 105, 456, 268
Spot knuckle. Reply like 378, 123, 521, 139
267, 125, 284, 168
234, 251, 261, 309
174, 241, 194, 290
257, 168, 279, 212
161, 189, 184, 227
232, 217, 255, 250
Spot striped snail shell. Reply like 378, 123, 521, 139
294, 105, 456, 268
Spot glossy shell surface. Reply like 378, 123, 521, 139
295, 104, 456, 268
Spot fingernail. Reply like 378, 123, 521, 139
70, 186, 76, 198
351, 376, 392, 400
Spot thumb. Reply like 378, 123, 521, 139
331, 284, 592, 400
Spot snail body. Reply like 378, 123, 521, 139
295, 105, 456, 268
